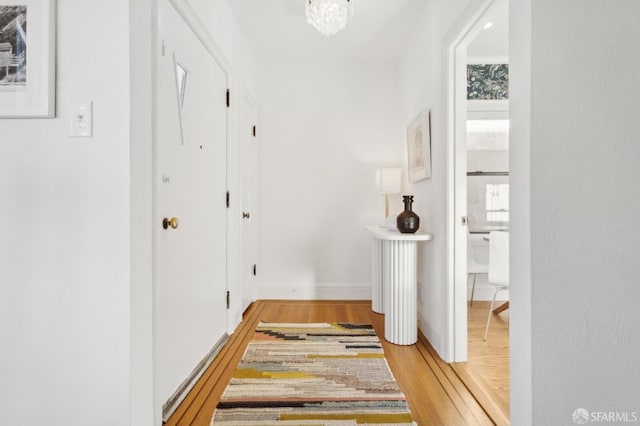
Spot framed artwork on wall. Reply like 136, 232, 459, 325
467, 63, 509, 100
0, 0, 56, 118
407, 110, 431, 182
467, 62, 509, 116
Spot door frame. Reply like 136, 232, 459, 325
443, 0, 498, 362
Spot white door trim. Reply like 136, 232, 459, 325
165, 0, 232, 73
443, 0, 497, 362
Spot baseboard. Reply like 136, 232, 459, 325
161, 334, 229, 422
468, 283, 509, 301
258, 283, 372, 300
418, 310, 447, 361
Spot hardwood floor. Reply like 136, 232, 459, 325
452, 301, 510, 426
166, 300, 502, 426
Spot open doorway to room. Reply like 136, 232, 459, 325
446, 0, 510, 423
462, 115, 510, 422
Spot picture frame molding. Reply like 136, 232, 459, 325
0, 0, 56, 118
407, 109, 432, 183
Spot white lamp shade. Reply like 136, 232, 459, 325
376, 168, 401, 194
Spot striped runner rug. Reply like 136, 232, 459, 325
212, 322, 415, 425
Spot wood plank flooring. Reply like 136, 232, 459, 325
452, 301, 510, 426
166, 300, 505, 426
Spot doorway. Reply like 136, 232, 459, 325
445, 0, 510, 422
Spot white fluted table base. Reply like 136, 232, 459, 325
383, 240, 418, 345
365, 225, 432, 346
371, 238, 384, 314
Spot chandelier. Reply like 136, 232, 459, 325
305, 0, 354, 37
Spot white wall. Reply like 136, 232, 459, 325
0, 1, 131, 425
509, 0, 532, 421
0, 0, 257, 425
396, 0, 473, 357
467, 149, 508, 172
257, 59, 400, 299
130, 0, 154, 423
186, 0, 257, 96
511, 0, 640, 424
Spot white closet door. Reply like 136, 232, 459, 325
240, 92, 258, 311
154, 0, 228, 415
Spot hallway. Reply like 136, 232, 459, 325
167, 300, 502, 425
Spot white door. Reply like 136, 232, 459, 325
154, 0, 228, 416
240, 92, 258, 311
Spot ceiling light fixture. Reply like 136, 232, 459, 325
483, 22, 494, 30
306, 0, 354, 37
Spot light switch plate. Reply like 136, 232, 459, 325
70, 102, 93, 137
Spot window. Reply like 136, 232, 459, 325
175, 61, 188, 109
486, 184, 509, 222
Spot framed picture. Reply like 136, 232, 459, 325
0, 1, 56, 118
407, 110, 431, 182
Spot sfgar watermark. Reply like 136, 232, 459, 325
573, 408, 639, 424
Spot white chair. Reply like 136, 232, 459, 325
468, 232, 489, 305
483, 231, 509, 341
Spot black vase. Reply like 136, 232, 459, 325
397, 195, 420, 233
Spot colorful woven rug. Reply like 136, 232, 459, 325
212, 322, 415, 425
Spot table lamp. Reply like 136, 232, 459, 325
376, 168, 401, 221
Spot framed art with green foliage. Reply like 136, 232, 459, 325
467, 63, 509, 100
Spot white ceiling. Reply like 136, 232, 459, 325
227, 0, 427, 61
468, 0, 509, 59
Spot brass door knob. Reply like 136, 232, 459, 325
243, 212, 251, 219
162, 217, 179, 230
